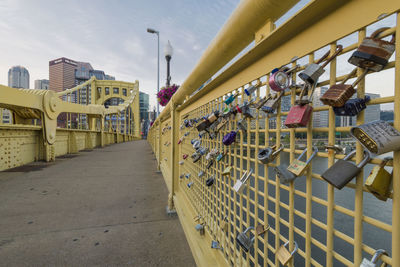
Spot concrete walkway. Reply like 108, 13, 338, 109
0, 140, 195, 267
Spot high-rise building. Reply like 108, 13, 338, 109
139, 92, 149, 123
8, 66, 29, 89
312, 87, 329, 128
49, 57, 115, 127
34, 79, 49, 90
49, 57, 77, 93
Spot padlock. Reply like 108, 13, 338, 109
321, 150, 371, 189
333, 96, 370, 116
185, 174, 191, 179
360, 249, 388, 267
198, 146, 209, 155
287, 146, 318, 177
216, 117, 229, 132
238, 101, 256, 119
211, 240, 223, 251
221, 216, 228, 232
207, 111, 220, 124
179, 161, 184, 165
187, 181, 194, 188
258, 144, 284, 164
256, 223, 270, 236
274, 166, 297, 184
269, 64, 299, 92
233, 168, 253, 193
350, 120, 400, 155
349, 27, 395, 72
216, 152, 225, 162
196, 119, 211, 132
223, 131, 237, 146
320, 68, 369, 107
365, 157, 392, 201
260, 91, 284, 114
198, 170, 205, 177
276, 241, 298, 266
222, 166, 233, 176
236, 227, 255, 252
179, 174, 184, 179
195, 223, 205, 235
206, 175, 215, 186
192, 152, 201, 163
183, 154, 188, 160
184, 131, 190, 136
177, 137, 184, 144
244, 82, 260, 96
224, 93, 239, 105
284, 83, 315, 128
206, 159, 214, 169
299, 45, 343, 85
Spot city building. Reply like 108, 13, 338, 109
34, 79, 49, 90
312, 87, 329, 128
8, 65, 29, 89
140, 92, 149, 123
49, 57, 115, 127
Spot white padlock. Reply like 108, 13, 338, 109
233, 169, 253, 193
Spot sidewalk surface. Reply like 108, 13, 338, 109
0, 140, 195, 266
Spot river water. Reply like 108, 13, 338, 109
227, 150, 392, 266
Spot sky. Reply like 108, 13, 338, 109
0, 0, 395, 111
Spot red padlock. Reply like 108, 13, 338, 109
285, 83, 315, 128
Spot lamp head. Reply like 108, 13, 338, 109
147, 28, 158, 34
164, 40, 173, 57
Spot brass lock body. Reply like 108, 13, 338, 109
276, 241, 298, 266
365, 158, 392, 201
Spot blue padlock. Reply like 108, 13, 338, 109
333, 96, 370, 116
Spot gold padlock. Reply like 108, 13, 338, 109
287, 147, 318, 177
365, 157, 393, 201
256, 223, 270, 236
276, 241, 298, 266
222, 166, 233, 176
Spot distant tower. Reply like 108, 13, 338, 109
8, 66, 30, 89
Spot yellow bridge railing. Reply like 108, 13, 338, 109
147, 0, 400, 266
0, 77, 141, 170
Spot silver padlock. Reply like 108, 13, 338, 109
211, 240, 223, 251
195, 223, 205, 235
187, 181, 194, 188
198, 171, 205, 178
236, 227, 255, 252
350, 120, 400, 155
360, 249, 388, 267
258, 144, 284, 164
299, 45, 343, 84
233, 168, 253, 193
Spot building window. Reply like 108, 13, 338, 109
113, 87, 119, 94
105, 87, 110, 95
122, 88, 127, 96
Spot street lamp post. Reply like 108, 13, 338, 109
164, 40, 173, 87
147, 28, 160, 117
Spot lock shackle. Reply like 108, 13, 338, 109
317, 45, 344, 69
283, 241, 299, 255
297, 146, 318, 164
350, 68, 369, 88
243, 226, 255, 235
343, 149, 371, 168
379, 157, 393, 168
370, 249, 388, 264
370, 27, 395, 44
240, 168, 253, 183
284, 64, 300, 75
272, 144, 285, 156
